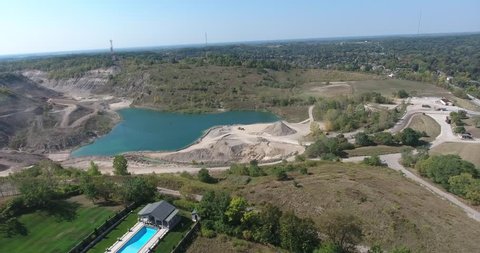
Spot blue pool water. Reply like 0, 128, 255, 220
118, 226, 158, 253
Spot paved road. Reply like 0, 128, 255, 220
343, 154, 480, 222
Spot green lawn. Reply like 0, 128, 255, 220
0, 196, 119, 253
154, 216, 194, 253
88, 207, 142, 253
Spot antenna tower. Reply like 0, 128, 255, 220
110, 39, 117, 62
417, 10, 422, 35
204, 32, 208, 61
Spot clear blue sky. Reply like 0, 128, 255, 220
0, 0, 479, 55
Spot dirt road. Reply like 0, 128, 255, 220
157, 187, 203, 201
50, 98, 100, 128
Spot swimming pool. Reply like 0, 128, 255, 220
118, 226, 158, 253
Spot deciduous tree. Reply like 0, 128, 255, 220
113, 155, 128, 175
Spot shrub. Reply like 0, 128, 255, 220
416, 155, 478, 188
454, 126, 466, 134
198, 168, 216, 183
275, 169, 288, 181
201, 227, 217, 238
355, 132, 374, 146
448, 173, 475, 196
372, 132, 397, 146
397, 128, 422, 146
362, 155, 384, 166
247, 166, 266, 177
299, 167, 308, 175
295, 154, 306, 162
466, 181, 480, 205
397, 89, 409, 98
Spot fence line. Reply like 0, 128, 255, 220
170, 222, 200, 253
68, 202, 139, 253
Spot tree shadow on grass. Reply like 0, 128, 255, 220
44, 200, 80, 222
2, 217, 28, 237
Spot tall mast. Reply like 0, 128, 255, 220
110, 39, 117, 62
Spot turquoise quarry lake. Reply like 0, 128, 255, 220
71, 108, 278, 157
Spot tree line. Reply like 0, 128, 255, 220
0, 156, 156, 238
313, 93, 403, 133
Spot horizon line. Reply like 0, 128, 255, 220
1, 30, 479, 59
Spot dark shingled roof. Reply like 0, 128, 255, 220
138, 200, 177, 221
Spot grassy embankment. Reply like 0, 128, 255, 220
346, 145, 411, 157
186, 235, 278, 253
406, 114, 441, 142
116, 63, 385, 122
229, 161, 480, 253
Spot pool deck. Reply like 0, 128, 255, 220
138, 228, 168, 253
106, 222, 168, 253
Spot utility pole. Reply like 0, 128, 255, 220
417, 10, 422, 35
110, 39, 117, 62
204, 32, 208, 61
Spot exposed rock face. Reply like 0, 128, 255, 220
0, 150, 45, 172
22, 67, 119, 97
0, 73, 117, 153
0, 73, 60, 148
264, 121, 297, 136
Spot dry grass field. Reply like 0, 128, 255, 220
464, 117, 480, 138
406, 114, 441, 142
124, 63, 388, 121
349, 79, 450, 97
450, 97, 480, 112
186, 235, 278, 253
430, 142, 480, 167
235, 161, 480, 253
302, 78, 453, 99
346, 145, 410, 157
269, 105, 309, 123
306, 82, 353, 98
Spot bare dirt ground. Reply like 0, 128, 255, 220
144, 120, 308, 164
0, 94, 130, 174
0, 150, 44, 177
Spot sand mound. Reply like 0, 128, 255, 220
160, 136, 304, 165
264, 121, 297, 136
